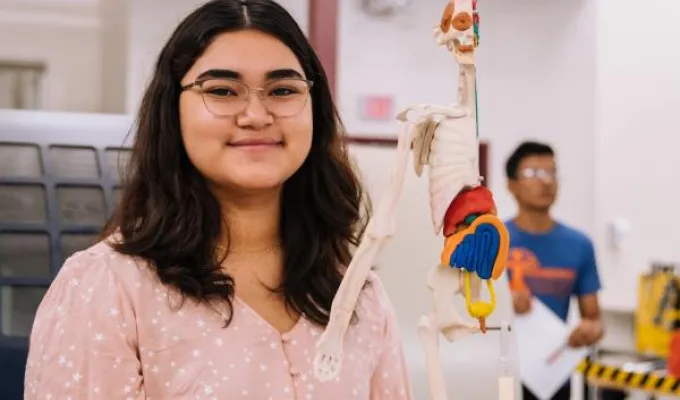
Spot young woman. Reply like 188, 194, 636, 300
24, 0, 413, 398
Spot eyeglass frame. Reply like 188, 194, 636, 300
180, 77, 314, 117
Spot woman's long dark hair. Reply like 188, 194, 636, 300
101, 0, 369, 326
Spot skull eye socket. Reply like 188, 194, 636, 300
452, 12, 473, 31
440, 2, 455, 32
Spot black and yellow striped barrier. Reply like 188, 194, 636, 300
577, 359, 680, 395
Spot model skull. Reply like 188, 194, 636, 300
434, 0, 478, 62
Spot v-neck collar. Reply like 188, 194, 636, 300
233, 295, 305, 337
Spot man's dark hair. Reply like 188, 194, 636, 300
505, 141, 555, 179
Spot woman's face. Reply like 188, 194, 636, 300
179, 29, 313, 195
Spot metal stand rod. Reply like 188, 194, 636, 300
498, 320, 515, 400
485, 325, 512, 332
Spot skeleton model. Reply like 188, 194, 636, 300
314, 1, 512, 398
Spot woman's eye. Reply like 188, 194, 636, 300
270, 87, 297, 97
206, 88, 236, 97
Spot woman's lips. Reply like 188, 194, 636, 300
228, 138, 283, 149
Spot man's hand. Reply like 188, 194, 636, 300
512, 290, 532, 314
568, 319, 604, 348
570, 293, 604, 348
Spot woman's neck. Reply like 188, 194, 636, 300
218, 188, 282, 253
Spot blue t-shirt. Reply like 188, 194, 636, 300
505, 220, 601, 321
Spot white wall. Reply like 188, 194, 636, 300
125, 0, 201, 113
0, 1, 102, 112
594, 0, 680, 312
99, 0, 128, 113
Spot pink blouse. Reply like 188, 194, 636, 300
24, 241, 413, 399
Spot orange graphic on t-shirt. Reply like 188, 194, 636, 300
507, 248, 576, 297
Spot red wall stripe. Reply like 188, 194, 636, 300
307, 0, 338, 97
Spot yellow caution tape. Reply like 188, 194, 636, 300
577, 359, 680, 395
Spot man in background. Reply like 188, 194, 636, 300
504, 141, 604, 400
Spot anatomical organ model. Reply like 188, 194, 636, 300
314, 1, 511, 398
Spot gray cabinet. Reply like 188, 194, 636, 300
0, 109, 133, 399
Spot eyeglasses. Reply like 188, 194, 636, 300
519, 168, 557, 181
181, 78, 313, 117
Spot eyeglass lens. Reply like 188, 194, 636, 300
520, 168, 557, 180
199, 78, 310, 117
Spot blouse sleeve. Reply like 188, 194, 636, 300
24, 250, 145, 400
368, 276, 414, 400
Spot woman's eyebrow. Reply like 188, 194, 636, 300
194, 68, 305, 81
265, 68, 304, 80
195, 68, 240, 80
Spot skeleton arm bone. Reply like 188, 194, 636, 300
313, 120, 414, 381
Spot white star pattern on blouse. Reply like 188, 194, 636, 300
23, 240, 414, 399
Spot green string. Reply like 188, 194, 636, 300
475, 81, 479, 138
474, 12, 480, 139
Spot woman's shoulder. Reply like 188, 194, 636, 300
343, 271, 407, 369
49, 236, 153, 299
356, 270, 398, 322
28, 239, 147, 338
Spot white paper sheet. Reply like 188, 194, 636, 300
514, 299, 589, 400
